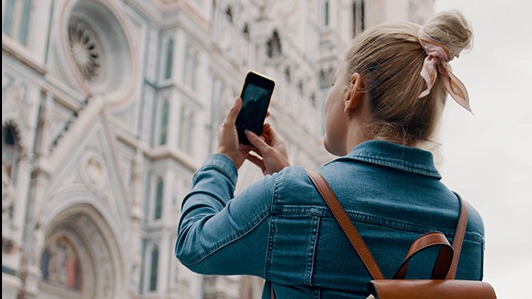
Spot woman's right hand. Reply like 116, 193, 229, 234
245, 123, 290, 175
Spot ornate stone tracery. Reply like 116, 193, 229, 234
67, 18, 103, 85
80, 152, 107, 189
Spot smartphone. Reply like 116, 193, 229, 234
235, 71, 275, 145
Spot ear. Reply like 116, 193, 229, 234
344, 72, 365, 113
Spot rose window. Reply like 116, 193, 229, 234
68, 19, 103, 84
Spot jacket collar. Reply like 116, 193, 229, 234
336, 140, 442, 179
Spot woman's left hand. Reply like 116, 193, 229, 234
217, 97, 251, 169
245, 123, 290, 175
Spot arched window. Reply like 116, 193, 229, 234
164, 39, 174, 79
284, 67, 292, 84
178, 106, 195, 154
353, 0, 366, 36
159, 100, 169, 145
154, 178, 164, 220
360, 0, 365, 31
183, 44, 199, 91
242, 23, 250, 41
266, 30, 282, 59
2, 124, 20, 184
2, 0, 16, 35
319, 69, 334, 89
149, 245, 159, 291
18, 0, 32, 45
324, 0, 330, 26
225, 6, 233, 24
2, 0, 32, 45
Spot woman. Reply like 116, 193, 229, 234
175, 10, 484, 298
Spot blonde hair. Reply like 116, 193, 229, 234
345, 10, 473, 146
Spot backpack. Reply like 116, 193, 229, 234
304, 169, 497, 299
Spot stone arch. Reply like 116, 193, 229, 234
37, 201, 127, 298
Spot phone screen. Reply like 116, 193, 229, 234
235, 72, 275, 145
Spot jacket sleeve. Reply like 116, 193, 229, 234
175, 154, 275, 277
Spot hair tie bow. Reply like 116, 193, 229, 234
418, 29, 472, 112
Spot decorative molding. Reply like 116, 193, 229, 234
2, 35, 47, 76
80, 151, 107, 190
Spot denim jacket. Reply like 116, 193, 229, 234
175, 140, 484, 298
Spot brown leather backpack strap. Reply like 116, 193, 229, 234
306, 169, 384, 280
446, 193, 468, 279
392, 231, 454, 280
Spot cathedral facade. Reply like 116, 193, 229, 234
2, 0, 433, 298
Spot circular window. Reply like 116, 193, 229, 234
67, 18, 103, 85
57, 1, 138, 106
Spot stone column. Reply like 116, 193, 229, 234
17, 166, 51, 299
12, 154, 31, 254
128, 149, 144, 297
27, 0, 53, 63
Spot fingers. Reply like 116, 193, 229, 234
246, 125, 290, 175
260, 123, 278, 144
246, 130, 270, 153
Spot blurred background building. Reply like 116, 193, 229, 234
2, 0, 433, 298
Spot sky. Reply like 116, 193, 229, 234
434, 1, 532, 298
